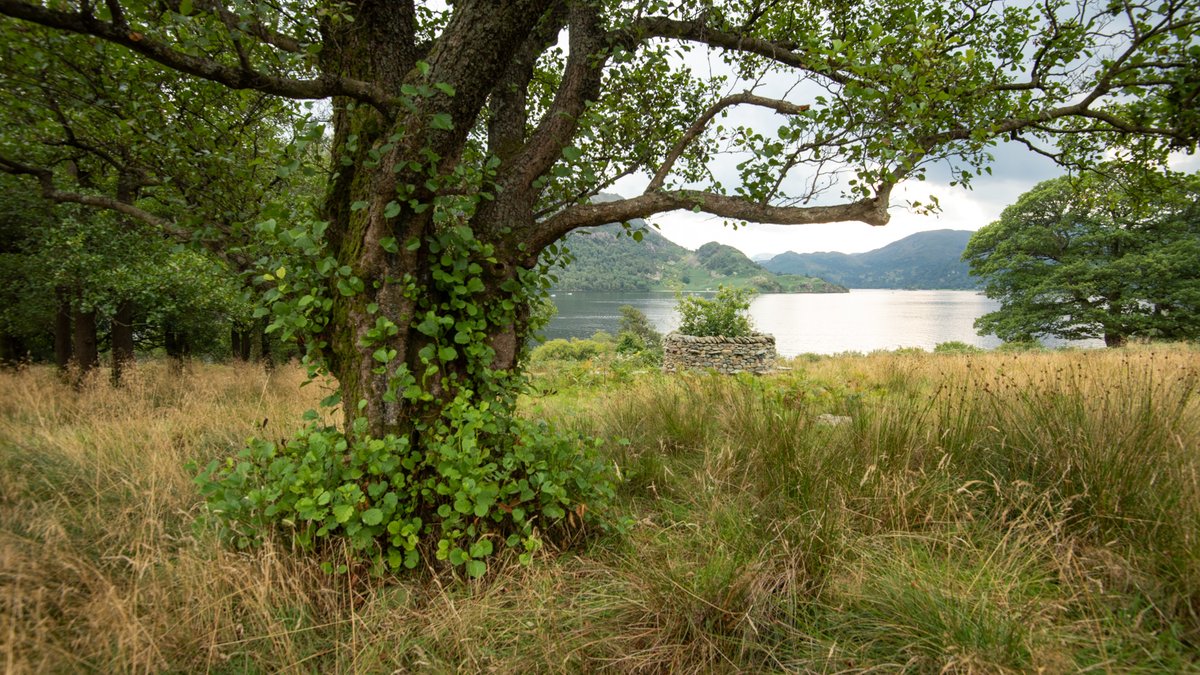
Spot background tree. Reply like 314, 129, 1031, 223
964, 168, 1200, 346
1, 0, 1198, 572
0, 18, 314, 377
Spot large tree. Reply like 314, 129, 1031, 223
964, 168, 1200, 347
2, 0, 1198, 571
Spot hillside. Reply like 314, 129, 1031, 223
551, 223, 846, 293
762, 229, 978, 289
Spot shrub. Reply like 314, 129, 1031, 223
676, 286, 755, 337
197, 399, 620, 578
529, 337, 612, 362
934, 341, 983, 354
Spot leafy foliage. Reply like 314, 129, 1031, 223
197, 408, 617, 577
215, 194, 621, 576
965, 168, 1200, 346
676, 286, 756, 337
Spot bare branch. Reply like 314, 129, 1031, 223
189, 0, 304, 53
531, 187, 891, 255
622, 16, 852, 85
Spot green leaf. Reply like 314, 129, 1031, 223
430, 113, 453, 131
178, 0, 193, 15
465, 559, 487, 578
384, 201, 401, 218
333, 504, 354, 523
469, 539, 493, 558
362, 508, 383, 526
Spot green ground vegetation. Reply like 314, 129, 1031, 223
2, 345, 1199, 672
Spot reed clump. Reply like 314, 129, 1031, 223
2, 346, 1197, 672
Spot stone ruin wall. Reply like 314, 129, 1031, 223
662, 334, 777, 374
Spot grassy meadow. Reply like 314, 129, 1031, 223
2, 346, 1199, 672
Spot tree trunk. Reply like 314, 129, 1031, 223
259, 317, 273, 371
72, 305, 99, 386
111, 300, 135, 385
231, 323, 254, 361
314, 0, 555, 438
54, 287, 72, 375
164, 324, 188, 373
0, 334, 25, 368
1104, 332, 1127, 348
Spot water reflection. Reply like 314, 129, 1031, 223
543, 290, 1102, 356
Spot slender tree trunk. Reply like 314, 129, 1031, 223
164, 324, 188, 373
54, 287, 72, 375
111, 300, 135, 385
259, 317, 273, 371
239, 325, 253, 361
231, 323, 254, 361
72, 305, 99, 386
230, 325, 242, 361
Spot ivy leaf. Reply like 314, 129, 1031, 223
430, 113, 453, 131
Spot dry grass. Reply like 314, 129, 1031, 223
2, 346, 1198, 672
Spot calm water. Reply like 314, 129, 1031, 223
543, 290, 1101, 356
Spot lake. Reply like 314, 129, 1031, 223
543, 290, 1102, 356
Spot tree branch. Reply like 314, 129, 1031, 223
622, 16, 852, 85
0, 0, 390, 109
1, 154, 186, 237
506, 1, 607, 191
530, 187, 891, 255
647, 92, 809, 191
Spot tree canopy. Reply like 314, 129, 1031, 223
964, 168, 1200, 346
2, 0, 1198, 575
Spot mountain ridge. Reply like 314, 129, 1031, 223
761, 229, 978, 289
551, 222, 846, 293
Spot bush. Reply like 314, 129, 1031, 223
529, 337, 612, 362
996, 339, 1044, 353
676, 286, 755, 337
934, 341, 983, 354
197, 399, 620, 578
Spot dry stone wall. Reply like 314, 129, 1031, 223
662, 333, 777, 374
